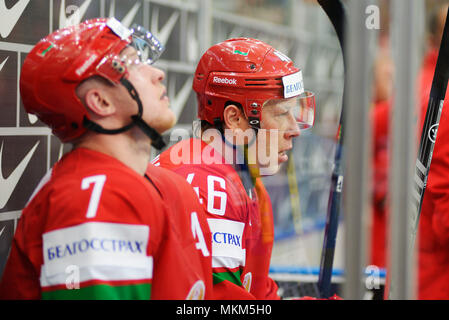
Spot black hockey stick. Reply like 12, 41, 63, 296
316, 0, 347, 299
411, 6, 449, 249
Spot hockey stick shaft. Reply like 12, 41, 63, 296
317, 0, 347, 299
411, 6, 449, 248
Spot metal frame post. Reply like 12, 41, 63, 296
343, 0, 377, 300
388, 0, 423, 300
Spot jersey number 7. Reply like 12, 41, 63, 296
81, 175, 106, 218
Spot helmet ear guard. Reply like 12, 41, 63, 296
246, 100, 263, 129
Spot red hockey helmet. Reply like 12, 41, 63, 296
20, 17, 165, 144
193, 38, 315, 130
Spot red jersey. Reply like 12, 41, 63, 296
418, 49, 449, 299
0, 148, 212, 300
153, 138, 279, 300
144, 164, 213, 299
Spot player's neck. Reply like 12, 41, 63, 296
75, 129, 151, 175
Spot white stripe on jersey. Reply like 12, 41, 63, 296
212, 255, 245, 269
40, 262, 153, 288
151, 155, 161, 166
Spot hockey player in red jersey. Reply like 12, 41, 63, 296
152, 38, 315, 299
0, 18, 212, 300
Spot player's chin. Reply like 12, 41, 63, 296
258, 162, 281, 176
152, 111, 177, 134
278, 151, 289, 164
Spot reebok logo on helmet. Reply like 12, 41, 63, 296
75, 54, 98, 76
213, 76, 237, 85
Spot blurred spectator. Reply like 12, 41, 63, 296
370, 34, 394, 270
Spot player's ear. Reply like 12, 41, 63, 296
83, 88, 115, 116
77, 78, 116, 117
223, 104, 249, 131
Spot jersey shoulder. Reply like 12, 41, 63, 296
28, 149, 166, 232
153, 160, 249, 223
152, 138, 225, 169
146, 164, 206, 216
